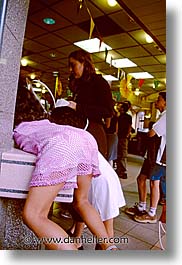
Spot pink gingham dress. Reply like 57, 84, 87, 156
13, 119, 101, 190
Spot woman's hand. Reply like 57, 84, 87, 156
68, 101, 77, 110
148, 128, 156, 137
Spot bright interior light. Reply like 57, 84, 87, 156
32, 87, 41, 92
74, 38, 112, 53
111, 58, 137, 68
40, 99, 45, 104
43, 18, 56, 25
130, 72, 154, 79
50, 52, 56, 58
145, 113, 151, 119
42, 87, 46, 94
21, 58, 28, 66
103, 75, 118, 81
134, 88, 140, 96
107, 0, 117, 7
30, 73, 36, 79
145, 34, 153, 43
35, 82, 41, 88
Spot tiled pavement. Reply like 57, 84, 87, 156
51, 154, 166, 251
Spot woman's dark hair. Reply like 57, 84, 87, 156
148, 121, 155, 130
68, 49, 95, 81
121, 102, 129, 113
14, 80, 48, 127
50, 106, 86, 129
123, 100, 131, 109
159, 92, 166, 102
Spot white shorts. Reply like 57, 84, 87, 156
88, 152, 126, 221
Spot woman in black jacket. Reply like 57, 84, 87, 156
67, 49, 114, 158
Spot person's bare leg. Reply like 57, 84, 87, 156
94, 218, 114, 250
68, 222, 76, 235
68, 221, 85, 249
103, 219, 114, 238
73, 174, 117, 250
69, 219, 114, 250
137, 173, 148, 203
73, 222, 85, 237
71, 219, 114, 238
23, 184, 77, 250
150, 180, 160, 208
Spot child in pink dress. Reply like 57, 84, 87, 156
14, 119, 100, 190
13, 85, 118, 250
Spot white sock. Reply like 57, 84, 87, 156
148, 207, 157, 216
138, 202, 146, 211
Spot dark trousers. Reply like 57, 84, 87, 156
117, 138, 129, 174
87, 121, 107, 158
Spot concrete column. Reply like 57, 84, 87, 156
0, 198, 40, 250
0, 0, 40, 250
0, 0, 29, 152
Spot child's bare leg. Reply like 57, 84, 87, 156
103, 218, 114, 238
68, 221, 85, 249
73, 174, 117, 250
95, 218, 114, 250
69, 219, 114, 249
23, 184, 77, 250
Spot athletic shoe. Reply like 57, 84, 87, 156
125, 203, 147, 216
134, 213, 157, 224
159, 198, 166, 205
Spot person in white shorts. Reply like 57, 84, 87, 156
50, 106, 126, 249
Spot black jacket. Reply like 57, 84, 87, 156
74, 74, 114, 123
118, 113, 132, 138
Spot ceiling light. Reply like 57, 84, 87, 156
74, 38, 112, 53
107, 0, 117, 7
111, 58, 137, 68
50, 52, 56, 58
21, 58, 28, 66
145, 33, 153, 43
30, 73, 36, 79
43, 18, 56, 25
130, 72, 154, 79
103, 75, 118, 81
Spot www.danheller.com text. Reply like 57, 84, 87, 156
24, 235, 129, 245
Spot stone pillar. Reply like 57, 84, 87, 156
0, 0, 30, 152
0, 198, 40, 250
0, 0, 40, 250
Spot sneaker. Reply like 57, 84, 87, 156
116, 171, 128, 179
119, 173, 128, 179
125, 203, 147, 216
159, 198, 166, 205
116, 169, 127, 179
134, 213, 157, 224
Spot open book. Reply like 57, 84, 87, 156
55, 98, 69, 108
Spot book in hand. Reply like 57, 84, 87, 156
55, 98, 69, 108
